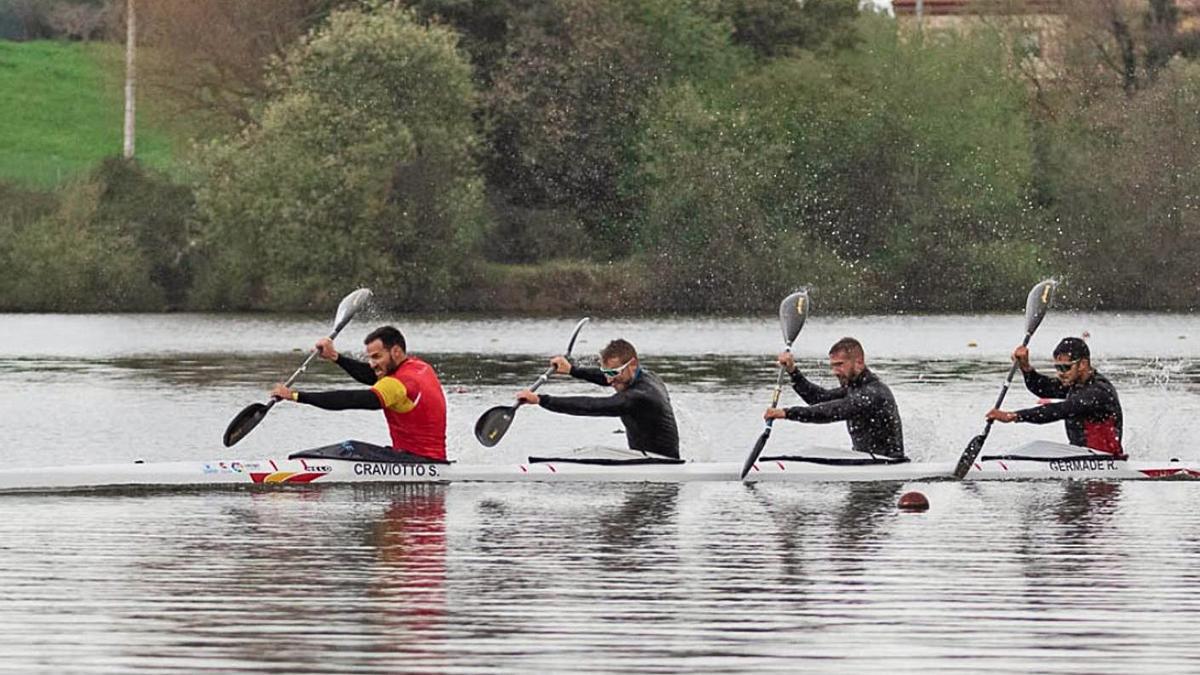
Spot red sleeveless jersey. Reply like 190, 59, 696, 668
370, 357, 447, 461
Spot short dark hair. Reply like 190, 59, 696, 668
364, 325, 406, 351
1053, 337, 1089, 361
600, 339, 637, 363
829, 337, 864, 359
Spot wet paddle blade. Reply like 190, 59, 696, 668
333, 288, 374, 333
779, 289, 810, 346
564, 317, 590, 357
223, 402, 270, 447
475, 405, 518, 447
953, 433, 986, 479
741, 428, 772, 479
1024, 279, 1056, 335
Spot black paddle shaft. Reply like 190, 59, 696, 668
223, 288, 373, 447
953, 279, 1056, 479
474, 317, 590, 447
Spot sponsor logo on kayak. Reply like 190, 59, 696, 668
1048, 458, 1118, 472
354, 462, 440, 478
204, 461, 271, 475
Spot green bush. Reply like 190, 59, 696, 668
191, 4, 486, 311
0, 158, 194, 310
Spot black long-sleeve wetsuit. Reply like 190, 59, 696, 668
294, 354, 381, 410
783, 367, 905, 459
1014, 369, 1123, 454
537, 365, 680, 458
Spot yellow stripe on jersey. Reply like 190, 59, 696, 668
372, 376, 418, 413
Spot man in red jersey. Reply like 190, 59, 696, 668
270, 325, 447, 461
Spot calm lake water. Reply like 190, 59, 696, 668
2, 311, 1200, 672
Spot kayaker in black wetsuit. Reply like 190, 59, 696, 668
764, 337, 905, 460
515, 339, 680, 459
986, 337, 1124, 455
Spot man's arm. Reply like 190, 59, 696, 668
1014, 389, 1105, 425
335, 354, 377, 385
538, 392, 634, 417
295, 389, 382, 411
789, 370, 846, 404
784, 393, 868, 424
569, 365, 611, 387
1022, 369, 1068, 399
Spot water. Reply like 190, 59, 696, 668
1, 312, 1199, 672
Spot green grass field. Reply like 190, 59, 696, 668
0, 40, 177, 187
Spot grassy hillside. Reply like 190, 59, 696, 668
0, 40, 176, 187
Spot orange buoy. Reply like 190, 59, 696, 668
898, 491, 929, 512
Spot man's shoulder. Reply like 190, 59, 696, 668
633, 368, 671, 389
396, 356, 440, 377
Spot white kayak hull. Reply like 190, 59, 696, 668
0, 441, 1193, 492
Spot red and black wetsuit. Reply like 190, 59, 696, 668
783, 368, 905, 460
294, 354, 447, 461
537, 366, 680, 458
1015, 369, 1123, 455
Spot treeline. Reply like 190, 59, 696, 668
2, 0, 1200, 313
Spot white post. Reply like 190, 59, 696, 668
123, 0, 136, 159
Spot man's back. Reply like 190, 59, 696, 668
538, 366, 680, 458
787, 368, 905, 459
373, 356, 447, 460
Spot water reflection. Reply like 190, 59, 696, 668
367, 485, 448, 638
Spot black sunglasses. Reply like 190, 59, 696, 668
1053, 360, 1080, 373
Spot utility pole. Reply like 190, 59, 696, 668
123, 0, 136, 159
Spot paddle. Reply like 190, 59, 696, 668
222, 288, 374, 447
953, 278, 1057, 478
740, 289, 811, 479
474, 317, 590, 447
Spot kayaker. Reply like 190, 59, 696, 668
515, 339, 680, 459
270, 325, 447, 461
985, 337, 1123, 455
764, 337, 905, 460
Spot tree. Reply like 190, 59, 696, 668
713, 0, 860, 59
481, 0, 743, 260
192, 4, 486, 310
133, 0, 339, 131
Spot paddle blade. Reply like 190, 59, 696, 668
741, 428, 772, 479
333, 288, 373, 332
223, 402, 270, 447
564, 317, 590, 357
779, 289, 810, 345
953, 434, 987, 479
475, 405, 518, 447
1023, 279, 1056, 336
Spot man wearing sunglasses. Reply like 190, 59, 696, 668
515, 339, 680, 459
763, 337, 905, 460
985, 337, 1123, 455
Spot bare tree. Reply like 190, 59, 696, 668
122, 0, 337, 131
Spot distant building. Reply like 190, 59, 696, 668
891, 0, 1200, 76
893, 0, 1200, 29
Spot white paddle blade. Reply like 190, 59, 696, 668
779, 288, 811, 345
565, 317, 590, 356
1024, 279, 1056, 335
334, 288, 373, 331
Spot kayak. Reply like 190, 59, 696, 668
0, 440, 1193, 493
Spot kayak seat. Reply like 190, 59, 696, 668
981, 440, 1127, 462
528, 446, 684, 466
760, 454, 909, 466
761, 446, 908, 466
289, 440, 451, 464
